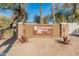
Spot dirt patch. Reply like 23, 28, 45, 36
4, 36, 79, 56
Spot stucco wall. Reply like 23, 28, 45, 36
60, 23, 69, 37
16, 22, 69, 41
25, 24, 60, 38
17, 23, 61, 39
69, 23, 79, 35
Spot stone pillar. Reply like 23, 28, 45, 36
16, 22, 27, 43
60, 23, 69, 38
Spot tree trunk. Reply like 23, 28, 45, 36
10, 3, 26, 28
40, 3, 43, 24
52, 3, 56, 24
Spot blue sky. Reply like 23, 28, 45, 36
0, 3, 63, 22
0, 3, 52, 22
26, 3, 52, 22
0, 9, 12, 17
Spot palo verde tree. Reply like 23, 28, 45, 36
50, 3, 78, 23
0, 3, 28, 28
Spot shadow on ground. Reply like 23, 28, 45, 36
55, 40, 65, 44
70, 34, 79, 37
55, 39, 71, 45
0, 35, 17, 56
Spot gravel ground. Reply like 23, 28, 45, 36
0, 36, 79, 56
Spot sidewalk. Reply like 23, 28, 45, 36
5, 37, 79, 56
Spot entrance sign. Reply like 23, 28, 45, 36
33, 25, 53, 35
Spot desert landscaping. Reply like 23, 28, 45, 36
0, 3, 79, 56
0, 32, 79, 56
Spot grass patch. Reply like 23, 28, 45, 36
3, 29, 15, 37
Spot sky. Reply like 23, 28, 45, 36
0, 3, 63, 22
0, 3, 52, 22
0, 9, 12, 17
26, 3, 52, 22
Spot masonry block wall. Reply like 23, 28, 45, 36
16, 23, 69, 40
